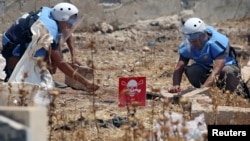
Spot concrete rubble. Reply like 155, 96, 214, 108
160, 86, 250, 125
191, 96, 250, 124
0, 115, 27, 141
0, 106, 47, 141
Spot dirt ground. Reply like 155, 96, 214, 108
49, 16, 250, 141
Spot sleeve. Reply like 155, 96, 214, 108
179, 43, 191, 59
179, 54, 189, 63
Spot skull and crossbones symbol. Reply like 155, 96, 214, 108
121, 79, 143, 96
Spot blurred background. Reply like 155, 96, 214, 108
0, 0, 249, 33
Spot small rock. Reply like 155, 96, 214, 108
142, 46, 151, 52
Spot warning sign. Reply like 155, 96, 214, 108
118, 76, 146, 107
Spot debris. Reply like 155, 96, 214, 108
155, 112, 207, 141
0, 54, 6, 80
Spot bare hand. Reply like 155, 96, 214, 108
85, 83, 100, 92
168, 85, 182, 93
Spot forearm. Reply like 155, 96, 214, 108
172, 60, 186, 86
173, 69, 183, 86
66, 36, 75, 58
57, 60, 89, 86
202, 66, 222, 87
168, 67, 184, 93
202, 72, 217, 87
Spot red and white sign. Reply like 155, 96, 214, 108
118, 76, 146, 107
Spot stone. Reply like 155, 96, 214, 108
65, 63, 94, 90
0, 54, 6, 80
0, 106, 47, 141
241, 60, 250, 83
191, 98, 250, 124
0, 115, 27, 141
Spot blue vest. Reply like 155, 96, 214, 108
179, 26, 237, 70
3, 7, 60, 57
31, 7, 60, 57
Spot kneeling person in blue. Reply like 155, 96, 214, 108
168, 17, 249, 98
1, 2, 99, 92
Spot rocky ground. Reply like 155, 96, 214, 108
49, 15, 250, 140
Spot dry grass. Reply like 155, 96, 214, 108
45, 17, 250, 141
46, 86, 250, 141
4, 16, 249, 141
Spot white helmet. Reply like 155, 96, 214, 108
181, 18, 206, 34
51, 2, 78, 22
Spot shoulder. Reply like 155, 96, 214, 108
206, 26, 229, 48
40, 7, 52, 14
38, 7, 58, 41
205, 26, 216, 34
38, 7, 54, 23
178, 42, 191, 58
206, 29, 230, 58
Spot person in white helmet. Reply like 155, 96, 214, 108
1, 2, 99, 92
168, 17, 249, 98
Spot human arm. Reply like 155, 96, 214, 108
50, 49, 99, 92
168, 58, 188, 93
59, 21, 82, 65
202, 58, 225, 88
201, 43, 229, 88
66, 34, 82, 65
